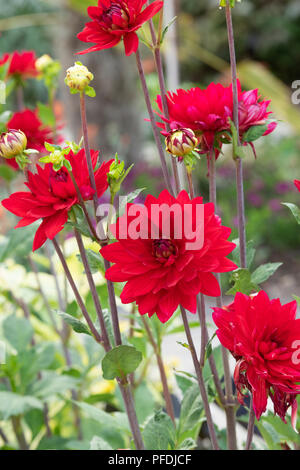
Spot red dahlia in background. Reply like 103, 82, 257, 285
77, 0, 163, 57
213, 291, 300, 428
0, 51, 38, 80
1, 149, 113, 251
101, 189, 237, 323
3, 109, 56, 170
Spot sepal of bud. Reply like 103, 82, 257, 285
39, 143, 72, 171
65, 62, 95, 96
108, 154, 133, 195
219, 0, 241, 7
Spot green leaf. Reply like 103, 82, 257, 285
84, 86, 96, 97
178, 384, 203, 436
242, 124, 268, 143
90, 436, 113, 450
73, 401, 129, 432
232, 238, 256, 269
0, 164, 17, 182
29, 372, 79, 399
175, 373, 195, 395
143, 410, 175, 450
251, 262, 282, 285
77, 249, 104, 274
226, 268, 260, 295
160, 16, 177, 45
56, 311, 92, 336
3, 314, 33, 353
282, 203, 300, 225
0, 392, 43, 419
177, 438, 197, 450
102, 345, 142, 380
118, 188, 146, 216
0, 110, 12, 124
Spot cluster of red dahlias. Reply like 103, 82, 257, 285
1, 1, 299, 433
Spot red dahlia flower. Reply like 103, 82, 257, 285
239, 88, 277, 138
101, 189, 237, 323
1, 149, 113, 251
0, 51, 38, 80
213, 291, 300, 428
156, 81, 276, 157
77, 0, 163, 57
156, 83, 233, 155
4, 109, 56, 170
294, 179, 300, 193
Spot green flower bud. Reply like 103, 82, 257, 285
65, 62, 94, 92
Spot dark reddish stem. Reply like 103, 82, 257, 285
135, 49, 173, 194
225, 2, 246, 270
141, 317, 175, 423
180, 307, 219, 450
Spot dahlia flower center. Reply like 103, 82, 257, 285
50, 168, 69, 183
100, 2, 130, 30
153, 239, 177, 262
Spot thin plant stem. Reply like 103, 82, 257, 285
180, 307, 219, 450
28, 255, 58, 333
186, 166, 226, 405
148, 17, 180, 194
209, 153, 237, 450
245, 399, 255, 450
11, 416, 28, 450
225, 1, 246, 269
135, 49, 173, 194
141, 317, 175, 423
79, 93, 122, 347
0, 427, 8, 445
73, 227, 111, 352
44, 243, 65, 311
52, 238, 102, 344
68, 171, 99, 241
225, 0, 250, 449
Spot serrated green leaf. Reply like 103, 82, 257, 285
56, 311, 92, 336
143, 410, 175, 450
242, 124, 268, 143
251, 262, 282, 285
102, 345, 142, 380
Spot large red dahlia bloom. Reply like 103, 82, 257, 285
0, 51, 38, 80
77, 0, 163, 57
1, 150, 113, 251
101, 189, 237, 323
156, 83, 233, 154
213, 291, 300, 428
156, 81, 276, 156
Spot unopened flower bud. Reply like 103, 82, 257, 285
0, 129, 27, 159
36, 54, 54, 73
165, 128, 198, 159
65, 62, 94, 92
